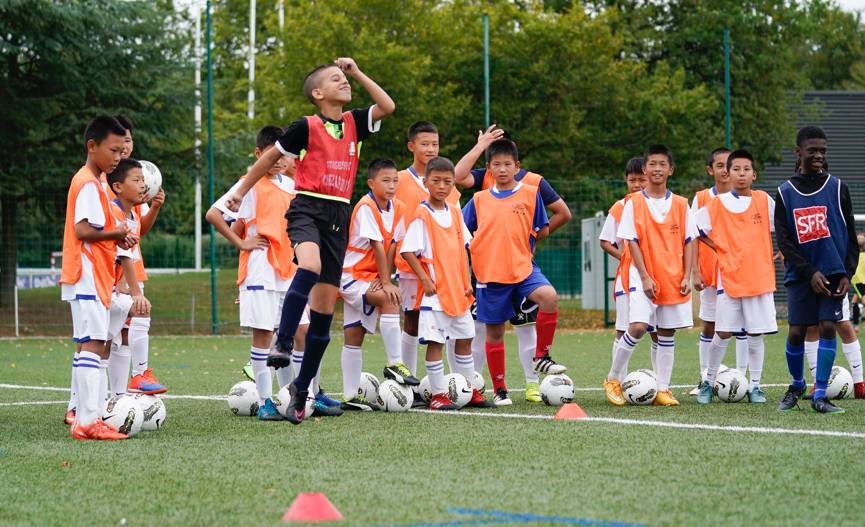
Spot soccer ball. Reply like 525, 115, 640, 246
827, 366, 853, 400
635, 368, 657, 380
471, 371, 486, 395
228, 381, 259, 416
274, 385, 315, 417
133, 394, 166, 431
377, 380, 413, 412
418, 376, 432, 402
444, 373, 473, 408
139, 160, 162, 200
701, 364, 729, 380
714, 368, 748, 402
540, 374, 575, 406
358, 372, 380, 401
622, 370, 658, 405
102, 394, 144, 437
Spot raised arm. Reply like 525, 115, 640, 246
455, 125, 505, 188
336, 58, 395, 121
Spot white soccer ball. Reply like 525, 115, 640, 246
635, 368, 657, 381
540, 374, 575, 406
714, 368, 748, 402
701, 364, 729, 380
133, 394, 166, 431
274, 385, 315, 417
418, 376, 432, 402
827, 366, 854, 400
377, 379, 413, 412
470, 371, 486, 395
445, 373, 473, 408
622, 370, 658, 405
138, 160, 162, 200
358, 372, 380, 401
228, 381, 259, 416
102, 394, 144, 437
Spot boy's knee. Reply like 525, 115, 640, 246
818, 320, 836, 340
788, 325, 806, 345
531, 286, 558, 311
628, 323, 648, 339
485, 323, 506, 342
716, 331, 732, 340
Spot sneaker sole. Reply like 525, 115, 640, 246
131, 387, 167, 395
266, 357, 292, 369
494, 400, 513, 407
340, 404, 375, 412
811, 408, 846, 414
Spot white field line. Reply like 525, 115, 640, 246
0, 400, 69, 407
0, 384, 227, 401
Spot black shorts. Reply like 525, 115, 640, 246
286, 193, 350, 287
786, 276, 845, 327
510, 296, 538, 327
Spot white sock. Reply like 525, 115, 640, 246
471, 321, 486, 373
99, 359, 109, 405
107, 345, 131, 395
747, 335, 764, 389
445, 339, 458, 373
706, 334, 731, 384
250, 346, 271, 403
515, 324, 539, 384
426, 360, 446, 395
68, 352, 79, 411
650, 340, 658, 374
608, 331, 641, 381
380, 313, 402, 365
735, 334, 749, 374
698, 334, 711, 380
842, 340, 864, 383
401, 331, 419, 375
312, 364, 321, 395
341, 345, 362, 400
129, 317, 151, 376
805, 340, 819, 380
655, 335, 675, 391
291, 351, 304, 380
75, 351, 102, 425
453, 353, 475, 385
275, 365, 293, 390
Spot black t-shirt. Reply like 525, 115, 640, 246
276, 107, 376, 156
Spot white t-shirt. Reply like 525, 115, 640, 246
599, 199, 624, 245
61, 181, 108, 301
617, 191, 698, 243
237, 176, 296, 292
401, 204, 472, 311
341, 199, 405, 271
212, 179, 245, 222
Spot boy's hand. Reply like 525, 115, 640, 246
421, 277, 437, 297
239, 234, 269, 252
131, 295, 151, 317
692, 270, 704, 292
641, 274, 657, 300
335, 57, 360, 76
110, 223, 130, 242
465, 285, 474, 297
834, 276, 850, 298
150, 188, 165, 208
679, 276, 691, 296
810, 271, 832, 297
224, 192, 242, 213
476, 125, 505, 148
382, 281, 402, 306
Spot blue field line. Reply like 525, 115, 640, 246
377, 508, 645, 527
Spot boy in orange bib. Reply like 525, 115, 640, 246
613, 144, 698, 407
695, 149, 776, 404
400, 157, 493, 410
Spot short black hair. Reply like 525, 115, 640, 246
424, 156, 455, 177
486, 139, 519, 162
407, 121, 438, 142
367, 158, 398, 179
706, 147, 730, 167
643, 144, 673, 165
256, 126, 284, 150
303, 63, 340, 104
726, 149, 755, 170
84, 115, 127, 145
114, 114, 133, 133
107, 158, 142, 189
624, 157, 643, 176
796, 126, 827, 146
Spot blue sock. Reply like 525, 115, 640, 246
276, 268, 318, 350
813, 337, 837, 400
786, 340, 805, 389
293, 310, 332, 392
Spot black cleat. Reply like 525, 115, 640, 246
411, 392, 427, 408
340, 396, 380, 412
778, 384, 805, 411
811, 396, 845, 415
267, 339, 293, 369
383, 363, 420, 386
285, 383, 308, 425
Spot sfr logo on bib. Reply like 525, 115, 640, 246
794, 206, 830, 244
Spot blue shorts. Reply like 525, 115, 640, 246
786, 278, 844, 327
476, 265, 552, 324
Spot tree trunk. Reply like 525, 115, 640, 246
0, 196, 17, 308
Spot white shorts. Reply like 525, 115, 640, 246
715, 291, 777, 334
699, 287, 717, 322
108, 292, 134, 341
841, 296, 850, 322
615, 293, 630, 332
239, 289, 309, 331
341, 279, 378, 334
627, 269, 692, 329
69, 298, 109, 342
419, 309, 475, 344
398, 275, 421, 312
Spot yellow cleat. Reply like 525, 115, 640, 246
653, 390, 680, 406
604, 379, 625, 406
525, 382, 542, 403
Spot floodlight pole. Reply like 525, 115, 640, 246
194, 3, 202, 271
724, 29, 731, 149
206, 0, 218, 334
483, 13, 490, 129
248, 0, 256, 120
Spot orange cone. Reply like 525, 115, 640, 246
281, 493, 343, 523
554, 403, 587, 420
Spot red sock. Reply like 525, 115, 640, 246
485, 341, 506, 392
535, 310, 559, 359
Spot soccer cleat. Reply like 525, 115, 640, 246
604, 379, 625, 406
466, 388, 496, 408
312, 399, 344, 417
257, 398, 285, 421
696, 381, 713, 405
525, 382, 542, 403
284, 383, 308, 425
266, 346, 293, 369
340, 395, 380, 412
778, 384, 805, 411
854, 381, 865, 399
411, 392, 427, 408
128, 369, 167, 395
747, 386, 767, 404
71, 419, 128, 441
242, 360, 254, 381
493, 387, 512, 407
802, 385, 815, 400
64, 408, 76, 426
533, 354, 566, 375
429, 393, 460, 411
688, 381, 702, 396
315, 390, 342, 408
652, 390, 680, 406
382, 363, 420, 386
811, 396, 845, 414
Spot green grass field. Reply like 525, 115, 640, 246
2, 330, 865, 527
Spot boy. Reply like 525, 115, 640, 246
340, 158, 411, 411
400, 157, 493, 409
695, 150, 775, 404
612, 144, 697, 407
61, 115, 136, 440
462, 139, 565, 406
225, 58, 395, 424
776, 126, 859, 414
456, 128, 572, 403
394, 121, 461, 387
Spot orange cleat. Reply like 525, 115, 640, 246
128, 369, 167, 395
64, 409, 76, 426
70, 419, 128, 441
652, 390, 680, 406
